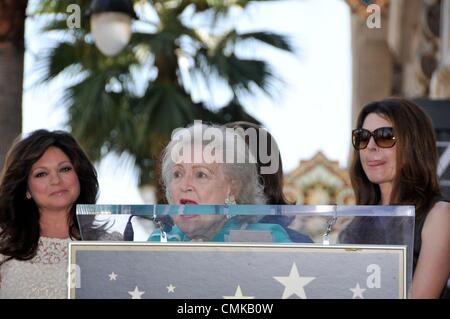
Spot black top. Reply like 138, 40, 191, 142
259, 215, 313, 243
338, 197, 449, 298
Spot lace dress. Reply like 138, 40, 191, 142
0, 237, 70, 299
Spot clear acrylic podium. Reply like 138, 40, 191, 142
70, 204, 414, 299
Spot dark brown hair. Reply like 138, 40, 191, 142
0, 130, 98, 261
225, 121, 292, 205
350, 98, 441, 218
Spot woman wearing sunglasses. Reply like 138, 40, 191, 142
342, 98, 450, 298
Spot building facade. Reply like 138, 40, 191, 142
347, 0, 450, 198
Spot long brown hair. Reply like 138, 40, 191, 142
350, 98, 441, 218
0, 130, 98, 261
225, 121, 292, 205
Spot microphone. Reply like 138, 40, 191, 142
123, 215, 174, 241
123, 215, 135, 241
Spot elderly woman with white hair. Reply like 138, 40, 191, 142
148, 122, 291, 242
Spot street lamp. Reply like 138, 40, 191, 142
87, 0, 137, 57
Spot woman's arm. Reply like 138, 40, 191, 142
411, 201, 450, 298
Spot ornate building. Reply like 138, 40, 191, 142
283, 151, 355, 205
348, 0, 450, 119
282, 152, 355, 242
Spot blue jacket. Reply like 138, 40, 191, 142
148, 218, 292, 243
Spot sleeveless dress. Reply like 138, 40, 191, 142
339, 197, 449, 298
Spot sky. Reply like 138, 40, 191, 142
22, 0, 352, 204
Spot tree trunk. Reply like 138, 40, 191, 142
0, 0, 27, 171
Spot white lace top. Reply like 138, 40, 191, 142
0, 237, 70, 299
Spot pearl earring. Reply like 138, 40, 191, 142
225, 194, 236, 205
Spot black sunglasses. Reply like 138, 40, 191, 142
352, 127, 396, 150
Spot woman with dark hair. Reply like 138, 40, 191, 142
225, 121, 290, 205
0, 129, 99, 298
341, 98, 450, 298
225, 121, 312, 243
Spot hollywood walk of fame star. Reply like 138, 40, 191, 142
223, 285, 255, 299
350, 283, 366, 299
128, 286, 145, 299
273, 263, 316, 299
108, 272, 118, 281
167, 284, 176, 293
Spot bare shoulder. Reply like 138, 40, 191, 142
423, 201, 450, 234
412, 201, 450, 298
427, 201, 450, 220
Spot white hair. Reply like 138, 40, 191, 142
161, 122, 267, 204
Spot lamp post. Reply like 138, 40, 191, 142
87, 0, 137, 57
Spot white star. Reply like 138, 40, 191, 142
166, 284, 176, 293
350, 283, 366, 299
273, 263, 315, 299
223, 285, 255, 299
128, 286, 145, 299
108, 272, 118, 281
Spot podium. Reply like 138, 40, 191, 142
70, 204, 414, 299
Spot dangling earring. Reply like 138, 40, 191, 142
225, 194, 236, 205
26, 192, 31, 200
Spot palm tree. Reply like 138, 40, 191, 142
33, 0, 293, 202
0, 0, 28, 170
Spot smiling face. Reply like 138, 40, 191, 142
27, 147, 80, 215
359, 113, 397, 188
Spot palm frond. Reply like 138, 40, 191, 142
34, 41, 83, 83
237, 31, 293, 52
195, 48, 276, 97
